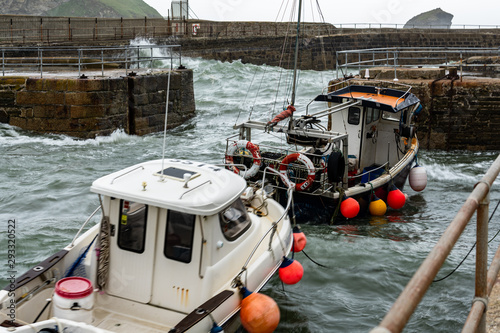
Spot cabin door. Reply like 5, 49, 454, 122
358, 107, 380, 169
150, 209, 203, 313
106, 199, 158, 303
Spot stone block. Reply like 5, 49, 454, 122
0, 91, 16, 106
65, 91, 113, 105
70, 105, 107, 118
67, 78, 107, 92
9, 116, 27, 128
0, 78, 26, 86
33, 105, 69, 118
17, 91, 65, 105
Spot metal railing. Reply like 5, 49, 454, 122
0, 44, 182, 78
333, 23, 500, 30
371, 154, 500, 333
336, 47, 500, 78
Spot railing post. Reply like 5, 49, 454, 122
475, 184, 490, 333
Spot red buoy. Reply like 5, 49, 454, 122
292, 226, 307, 252
387, 186, 406, 209
340, 197, 360, 219
278, 257, 304, 285
240, 288, 280, 333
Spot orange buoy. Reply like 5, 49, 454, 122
340, 197, 360, 219
292, 226, 307, 252
240, 288, 280, 333
387, 185, 406, 209
369, 194, 387, 216
278, 257, 304, 285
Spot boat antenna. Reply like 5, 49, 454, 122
160, 66, 172, 181
290, 0, 302, 108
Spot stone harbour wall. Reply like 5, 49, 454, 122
0, 69, 195, 138
410, 77, 500, 151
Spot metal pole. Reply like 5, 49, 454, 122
475, 187, 490, 333
78, 49, 81, 77
101, 49, 104, 76
290, 0, 302, 107
40, 48, 43, 78
373, 154, 500, 333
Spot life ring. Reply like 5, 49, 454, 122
327, 151, 345, 183
279, 153, 315, 191
225, 140, 261, 179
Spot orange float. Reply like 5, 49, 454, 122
240, 288, 280, 333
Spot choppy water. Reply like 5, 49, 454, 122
1, 53, 499, 332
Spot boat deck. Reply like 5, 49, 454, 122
89, 293, 186, 333
93, 309, 169, 333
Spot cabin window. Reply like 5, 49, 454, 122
365, 108, 380, 124
348, 107, 360, 125
220, 199, 252, 241
164, 210, 196, 263
118, 200, 148, 253
382, 110, 401, 122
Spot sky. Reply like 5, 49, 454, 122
143, 0, 499, 26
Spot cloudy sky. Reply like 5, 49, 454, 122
143, 0, 499, 26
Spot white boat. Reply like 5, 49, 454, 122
223, 0, 425, 222
0, 158, 293, 332
225, 78, 423, 222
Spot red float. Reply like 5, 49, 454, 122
240, 288, 280, 333
292, 226, 307, 252
278, 257, 304, 285
387, 186, 406, 209
340, 197, 360, 219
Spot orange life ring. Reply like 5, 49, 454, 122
279, 153, 315, 191
225, 140, 261, 179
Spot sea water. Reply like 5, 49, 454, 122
0, 53, 499, 332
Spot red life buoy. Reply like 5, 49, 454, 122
225, 140, 261, 179
279, 153, 315, 191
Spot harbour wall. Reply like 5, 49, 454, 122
359, 69, 500, 150
409, 77, 500, 151
164, 28, 500, 71
0, 69, 195, 138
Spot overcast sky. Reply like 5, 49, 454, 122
143, 0, 499, 26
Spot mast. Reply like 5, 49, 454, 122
290, 0, 302, 107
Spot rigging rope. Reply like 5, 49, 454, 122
433, 199, 500, 283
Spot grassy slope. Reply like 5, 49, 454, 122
45, 0, 163, 18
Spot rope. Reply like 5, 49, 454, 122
301, 250, 329, 268
329, 187, 344, 225
433, 199, 500, 283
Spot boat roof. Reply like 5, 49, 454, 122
314, 84, 420, 112
91, 159, 246, 216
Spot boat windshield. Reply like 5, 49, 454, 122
219, 199, 251, 241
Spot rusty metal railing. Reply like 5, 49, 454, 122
371, 154, 500, 333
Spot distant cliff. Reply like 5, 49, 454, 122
0, 0, 162, 18
404, 8, 454, 28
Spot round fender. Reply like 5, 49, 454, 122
327, 151, 345, 183
279, 153, 315, 191
225, 140, 261, 179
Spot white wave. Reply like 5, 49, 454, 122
0, 125, 137, 147
424, 162, 480, 183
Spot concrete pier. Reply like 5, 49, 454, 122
0, 68, 195, 138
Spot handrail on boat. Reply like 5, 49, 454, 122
110, 165, 144, 184
241, 168, 294, 269
371, 154, 500, 333
70, 205, 101, 247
